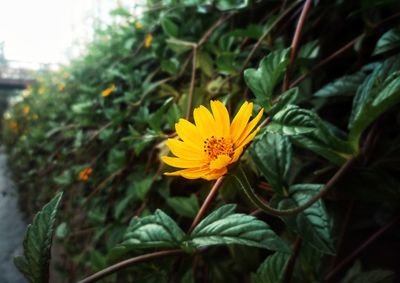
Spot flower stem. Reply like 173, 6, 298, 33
233, 158, 353, 216
77, 249, 183, 283
188, 176, 225, 233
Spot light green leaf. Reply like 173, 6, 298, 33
120, 209, 185, 250
161, 17, 179, 37
249, 133, 292, 195
190, 204, 290, 252
251, 252, 290, 283
373, 28, 400, 56
244, 48, 290, 109
14, 192, 63, 283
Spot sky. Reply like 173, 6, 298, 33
0, 0, 116, 65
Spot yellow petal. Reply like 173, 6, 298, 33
235, 108, 264, 147
175, 119, 203, 148
231, 146, 244, 163
193, 105, 217, 139
161, 156, 201, 168
210, 100, 230, 137
166, 139, 204, 160
236, 126, 261, 149
209, 155, 231, 170
165, 167, 212, 179
230, 102, 253, 143
203, 167, 227, 180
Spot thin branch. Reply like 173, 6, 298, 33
235, 158, 354, 216
186, 46, 197, 119
188, 176, 225, 233
283, 0, 313, 91
324, 215, 400, 282
240, 0, 301, 73
283, 237, 302, 283
289, 35, 363, 88
77, 249, 183, 283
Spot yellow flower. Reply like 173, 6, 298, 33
11, 121, 18, 130
144, 34, 153, 48
162, 101, 263, 180
58, 83, 65, 92
79, 168, 93, 181
135, 21, 143, 29
38, 87, 46, 95
101, 84, 116, 97
23, 106, 30, 115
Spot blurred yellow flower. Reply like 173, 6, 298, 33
162, 101, 263, 180
135, 21, 143, 29
38, 87, 46, 95
58, 84, 65, 92
145, 34, 153, 48
23, 106, 30, 115
32, 114, 39, 120
79, 168, 93, 182
101, 84, 116, 97
11, 121, 18, 130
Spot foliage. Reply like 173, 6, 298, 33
4, 0, 400, 282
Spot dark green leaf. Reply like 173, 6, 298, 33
266, 105, 316, 135
249, 133, 292, 195
277, 185, 334, 254
14, 192, 63, 283
269, 87, 299, 117
314, 71, 367, 98
166, 194, 200, 218
251, 252, 289, 283
349, 56, 400, 146
190, 204, 290, 252
341, 261, 394, 283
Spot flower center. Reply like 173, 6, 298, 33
203, 136, 234, 161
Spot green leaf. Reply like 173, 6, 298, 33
14, 192, 63, 283
291, 120, 355, 165
122, 209, 185, 250
373, 28, 400, 55
249, 133, 292, 195
269, 87, 299, 117
161, 17, 179, 37
166, 194, 200, 218
251, 252, 290, 283
190, 204, 290, 252
266, 105, 316, 135
341, 261, 394, 283
277, 184, 334, 254
314, 71, 367, 98
215, 0, 249, 10
349, 55, 400, 146
244, 48, 290, 109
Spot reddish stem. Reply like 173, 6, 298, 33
78, 249, 183, 283
324, 216, 400, 282
283, 237, 302, 283
188, 176, 225, 233
283, 0, 313, 91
